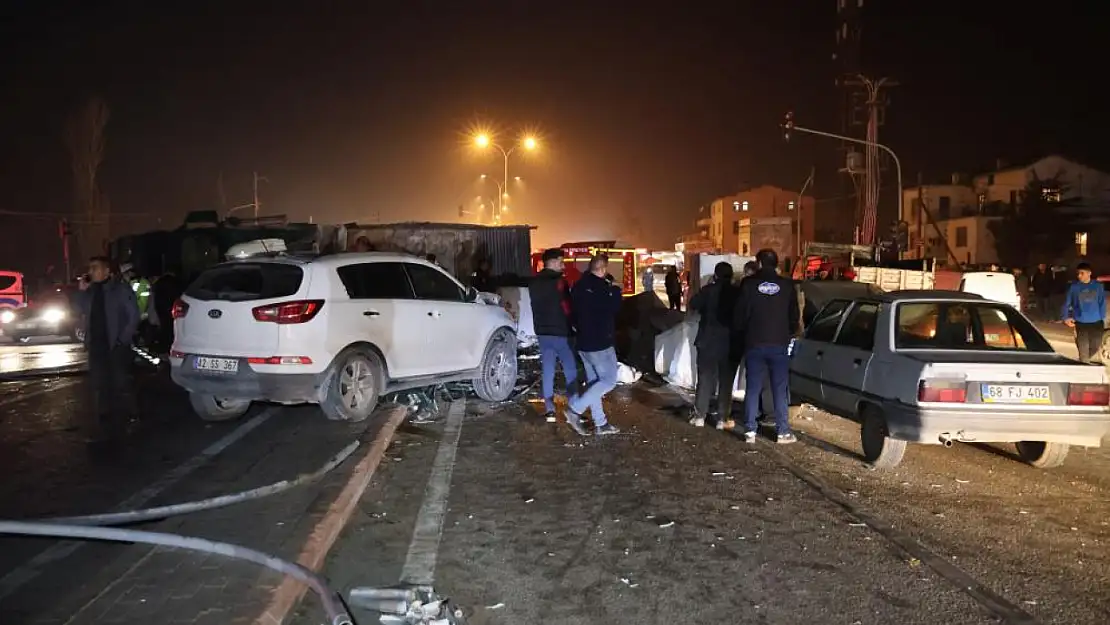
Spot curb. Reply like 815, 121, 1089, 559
254, 404, 408, 625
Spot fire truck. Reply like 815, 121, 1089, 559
531, 241, 639, 295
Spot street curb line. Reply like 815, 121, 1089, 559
759, 443, 1042, 625
254, 404, 408, 625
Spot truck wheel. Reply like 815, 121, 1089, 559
320, 348, 383, 422
860, 409, 907, 469
189, 393, 251, 422
1015, 441, 1069, 469
472, 329, 518, 402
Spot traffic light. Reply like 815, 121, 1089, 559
892, 220, 909, 251
782, 111, 795, 141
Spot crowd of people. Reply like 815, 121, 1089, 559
529, 247, 623, 436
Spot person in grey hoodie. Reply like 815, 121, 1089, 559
74, 256, 140, 443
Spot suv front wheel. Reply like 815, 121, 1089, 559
472, 328, 518, 402
321, 348, 383, 422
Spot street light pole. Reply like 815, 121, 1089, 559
784, 120, 902, 247
472, 133, 537, 225
797, 166, 815, 259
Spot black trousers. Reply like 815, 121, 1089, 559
667, 292, 681, 310
87, 345, 137, 439
1075, 322, 1104, 363
695, 352, 739, 422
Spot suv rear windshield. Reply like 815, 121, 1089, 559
186, 263, 304, 302
895, 301, 1053, 352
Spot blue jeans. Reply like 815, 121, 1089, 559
538, 335, 578, 413
569, 347, 618, 426
744, 344, 791, 435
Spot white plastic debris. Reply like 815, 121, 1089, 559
486, 602, 505, 610
848, 522, 867, 527
658, 521, 675, 528
955, 478, 970, 484
616, 363, 642, 384
619, 577, 640, 588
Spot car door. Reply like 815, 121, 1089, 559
332, 261, 428, 379
820, 301, 880, 416
404, 262, 483, 374
790, 299, 851, 406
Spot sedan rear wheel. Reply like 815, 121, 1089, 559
860, 409, 907, 469
189, 393, 251, 422
1015, 441, 1069, 469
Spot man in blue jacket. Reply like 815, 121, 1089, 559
1062, 262, 1106, 363
565, 254, 622, 436
75, 256, 141, 443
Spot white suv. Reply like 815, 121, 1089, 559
169, 253, 518, 422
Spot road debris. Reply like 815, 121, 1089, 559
955, 478, 970, 484
619, 577, 640, 588
848, 522, 867, 527
486, 602, 505, 610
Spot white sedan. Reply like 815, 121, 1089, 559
790, 290, 1110, 469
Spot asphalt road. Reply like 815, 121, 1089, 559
0, 338, 85, 378
0, 326, 1106, 625
304, 384, 1105, 625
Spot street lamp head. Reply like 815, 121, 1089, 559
514, 176, 522, 181
474, 134, 491, 148
522, 136, 537, 151
479, 174, 487, 178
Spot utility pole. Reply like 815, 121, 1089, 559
252, 171, 268, 218
843, 75, 897, 246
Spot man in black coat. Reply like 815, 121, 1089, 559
529, 248, 578, 422
734, 249, 800, 444
564, 254, 623, 436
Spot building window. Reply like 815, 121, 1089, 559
732, 201, 740, 211
937, 196, 951, 220
732, 221, 740, 235
1009, 190, 1017, 208
987, 174, 995, 185
1042, 186, 1062, 203
787, 201, 795, 211
977, 193, 986, 210
1076, 231, 1088, 256
741, 201, 750, 211
955, 226, 968, 248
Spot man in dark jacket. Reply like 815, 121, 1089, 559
689, 261, 738, 429
74, 256, 140, 444
734, 249, 800, 444
151, 266, 184, 351
731, 261, 775, 427
565, 254, 623, 436
664, 266, 682, 310
1012, 267, 1030, 312
529, 248, 578, 422
1031, 263, 1053, 319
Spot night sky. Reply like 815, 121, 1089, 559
0, 1, 1104, 278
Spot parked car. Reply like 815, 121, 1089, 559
0, 289, 79, 343
790, 290, 1110, 469
959, 271, 1021, 310
170, 252, 519, 422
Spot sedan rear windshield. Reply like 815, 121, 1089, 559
895, 301, 1053, 352
186, 263, 304, 302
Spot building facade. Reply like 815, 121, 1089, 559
902, 156, 1110, 267
681, 185, 816, 257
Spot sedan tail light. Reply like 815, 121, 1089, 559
918, 379, 967, 403
1067, 383, 1110, 406
171, 300, 190, 319
252, 300, 324, 324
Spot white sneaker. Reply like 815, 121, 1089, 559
689, 416, 705, 427
744, 431, 757, 443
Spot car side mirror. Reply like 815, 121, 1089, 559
466, 286, 479, 302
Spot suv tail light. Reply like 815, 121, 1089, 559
1068, 383, 1110, 406
918, 379, 967, 403
252, 300, 324, 324
171, 299, 190, 319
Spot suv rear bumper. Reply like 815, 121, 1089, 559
171, 358, 322, 404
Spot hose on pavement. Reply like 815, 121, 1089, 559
42, 440, 360, 527
0, 521, 354, 625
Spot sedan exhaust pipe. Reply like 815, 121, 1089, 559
938, 434, 954, 448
